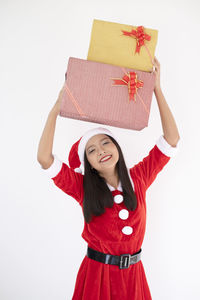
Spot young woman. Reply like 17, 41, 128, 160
37, 57, 181, 300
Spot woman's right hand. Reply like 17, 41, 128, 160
52, 83, 66, 116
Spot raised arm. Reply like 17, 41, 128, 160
130, 58, 181, 191
37, 86, 64, 169
37, 85, 83, 205
153, 57, 180, 146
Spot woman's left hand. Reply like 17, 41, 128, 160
153, 56, 161, 92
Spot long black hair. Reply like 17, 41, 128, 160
83, 135, 137, 223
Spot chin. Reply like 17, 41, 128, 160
101, 162, 117, 170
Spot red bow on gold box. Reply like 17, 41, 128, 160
121, 26, 151, 55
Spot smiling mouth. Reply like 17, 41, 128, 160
100, 155, 112, 163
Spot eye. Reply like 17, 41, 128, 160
88, 149, 95, 154
88, 141, 110, 154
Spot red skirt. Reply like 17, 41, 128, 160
71, 254, 152, 300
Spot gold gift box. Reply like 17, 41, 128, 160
87, 19, 158, 72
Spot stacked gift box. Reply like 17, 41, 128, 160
59, 19, 158, 130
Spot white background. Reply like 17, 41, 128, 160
1, 0, 200, 299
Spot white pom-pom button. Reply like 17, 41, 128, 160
119, 209, 129, 220
122, 226, 133, 235
114, 194, 123, 204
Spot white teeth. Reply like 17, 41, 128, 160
100, 155, 111, 162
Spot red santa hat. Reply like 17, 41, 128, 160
68, 127, 118, 175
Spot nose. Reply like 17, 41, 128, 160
98, 148, 106, 155
98, 146, 106, 157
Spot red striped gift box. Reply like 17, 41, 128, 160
59, 57, 155, 130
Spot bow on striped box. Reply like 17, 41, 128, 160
59, 57, 156, 130
87, 19, 158, 72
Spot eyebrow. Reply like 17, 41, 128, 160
86, 137, 109, 151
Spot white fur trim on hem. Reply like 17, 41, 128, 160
41, 154, 63, 178
156, 135, 180, 158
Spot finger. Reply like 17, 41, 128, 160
153, 57, 158, 66
154, 56, 159, 63
154, 56, 160, 66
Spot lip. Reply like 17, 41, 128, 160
99, 155, 112, 162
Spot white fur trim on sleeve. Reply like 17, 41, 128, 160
156, 135, 180, 158
41, 154, 63, 178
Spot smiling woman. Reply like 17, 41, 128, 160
85, 134, 119, 182
37, 53, 181, 299
83, 132, 137, 224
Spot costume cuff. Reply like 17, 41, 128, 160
156, 135, 180, 158
41, 154, 63, 178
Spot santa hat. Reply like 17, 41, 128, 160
68, 127, 118, 175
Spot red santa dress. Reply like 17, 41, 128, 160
42, 134, 180, 300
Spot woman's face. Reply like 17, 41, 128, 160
85, 134, 119, 173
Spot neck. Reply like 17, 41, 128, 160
99, 167, 119, 189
